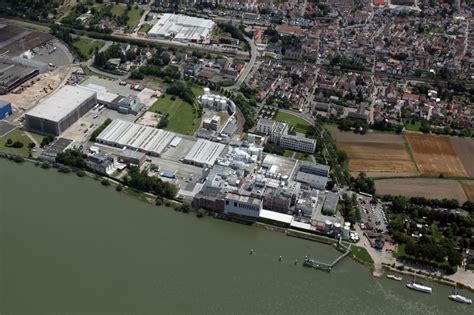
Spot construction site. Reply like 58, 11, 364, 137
0, 24, 74, 113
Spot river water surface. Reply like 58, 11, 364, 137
0, 159, 472, 314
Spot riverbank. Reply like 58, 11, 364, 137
1, 153, 472, 293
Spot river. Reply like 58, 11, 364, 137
0, 159, 472, 314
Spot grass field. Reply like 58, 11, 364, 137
148, 95, 200, 135
404, 120, 422, 132
351, 246, 374, 264
127, 7, 143, 30
138, 23, 152, 33
406, 133, 467, 177
72, 38, 104, 60
274, 112, 311, 133
108, 4, 143, 30
0, 128, 35, 157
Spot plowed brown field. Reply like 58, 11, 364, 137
406, 133, 468, 177
375, 178, 468, 203
461, 181, 474, 201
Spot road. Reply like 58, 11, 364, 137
232, 35, 258, 89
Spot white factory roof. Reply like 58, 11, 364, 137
184, 138, 226, 166
259, 209, 293, 224
78, 85, 118, 103
97, 119, 175, 156
26, 85, 96, 123
290, 220, 313, 231
148, 14, 215, 41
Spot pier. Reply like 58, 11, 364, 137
303, 239, 352, 272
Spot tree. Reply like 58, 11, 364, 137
129, 70, 144, 80
157, 114, 169, 129
351, 172, 375, 195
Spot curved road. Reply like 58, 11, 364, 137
232, 35, 257, 89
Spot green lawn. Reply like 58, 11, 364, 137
393, 244, 409, 259
26, 131, 45, 144
274, 112, 311, 133
107, 4, 143, 30
405, 120, 422, 132
127, 7, 143, 30
283, 149, 312, 161
138, 23, 152, 33
351, 246, 374, 264
294, 152, 312, 161
110, 4, 126, 16
0, 128, 35, 157
72, 38, 104, 60
190, 84, 204, 97
148, 95, 201, 135
283, 150, 295, 158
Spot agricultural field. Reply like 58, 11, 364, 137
450, 137, 474, 177
375, 178, 469, 203
274, 112, 310, 133
338, 142, 417, 176
148, 94, 200, 135
329, 126, 417, 177
460, 181, 474, 201
405, 133, 468, 177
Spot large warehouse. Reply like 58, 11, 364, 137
96, 119, 175, 156
25, 85, 97, 136
148, 14, 215, 42
0, 58, 40, 94
184, 138, 226, 167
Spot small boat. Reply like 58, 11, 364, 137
448, 286, 472, 304
387, 274, 402, 281
406, 281, 432, 294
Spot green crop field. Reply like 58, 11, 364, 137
274, 112, 311, 133
148, 95, 201, 135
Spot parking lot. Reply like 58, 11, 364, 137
358, 194, 388, 233
31, 39, 73, 67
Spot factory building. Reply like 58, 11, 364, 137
224, 192, 263, 218
255, 118, 275, 135
183, 138, 226, 167
96, 119, 175, 156
25, 85, 97, 136
79, 84, 143, 115
0, 58, 40, 94
256, 118, 317, 153
0, 100, 12, 119
148, 14, 215, 43
279, 134, 317, 154
322, 192, 339, 214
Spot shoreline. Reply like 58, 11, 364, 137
1, 154, 472, 292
